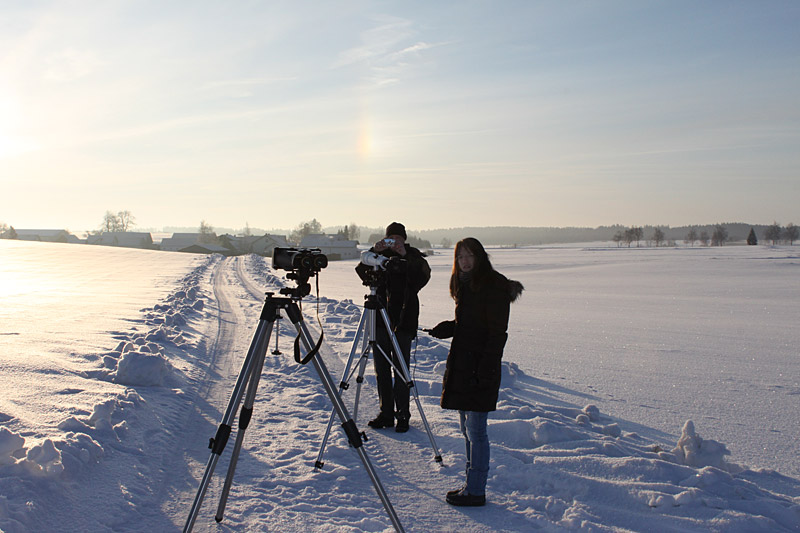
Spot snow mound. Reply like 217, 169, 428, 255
115, 349, 173, 386
0, 428, 25, 466
671, 419, 732, 469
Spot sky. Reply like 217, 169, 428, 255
1, 0, 798, 233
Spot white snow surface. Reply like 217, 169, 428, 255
0, 239, 798, 532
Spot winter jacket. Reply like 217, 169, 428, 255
437, 271, 524, 412
355, 244, 430, 334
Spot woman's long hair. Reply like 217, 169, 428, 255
449, 237, 493, 301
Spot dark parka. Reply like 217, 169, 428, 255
356, 244, 430, 334
438, 271, 524, 412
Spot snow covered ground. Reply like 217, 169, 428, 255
0, 239, 798, 532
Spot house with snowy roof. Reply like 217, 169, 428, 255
299, 234, 359, 260
158, 233, 206, 252
158, 232, 236, 255
86, 232, 155, 249
178, 242, 231, 255
218, 234, 289, 256
2, 229, 82, 243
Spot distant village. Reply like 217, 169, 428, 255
0, 228, 360, 260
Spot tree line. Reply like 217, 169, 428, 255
610, 222, 798, 247
761, 222, 798, 245
7, 214, 796, 248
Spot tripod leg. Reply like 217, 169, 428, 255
314, 308, 368, 469
352, 349, 371, 422
352, 307, 376, 423
378, 309, 444, 464
183, 319, 273, 533
215, 327, 272, 521
288, 303, 404, 532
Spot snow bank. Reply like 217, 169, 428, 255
0, 254, 216, 531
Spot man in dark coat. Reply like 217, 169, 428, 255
357, 222, 430, 433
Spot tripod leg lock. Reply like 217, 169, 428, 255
341, 419, 364, 449
209, 424, 232, 455
239, 406, 253, 430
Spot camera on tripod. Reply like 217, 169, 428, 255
273, 247, 328, 272
357, 251, 407, 287
272, 247, 328, 298
361, 251, 406, 273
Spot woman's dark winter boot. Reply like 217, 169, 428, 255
446, 489, 486, 507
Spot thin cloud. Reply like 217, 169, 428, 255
43, 48, 105, 82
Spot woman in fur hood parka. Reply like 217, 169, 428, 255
428, 237, 523, 507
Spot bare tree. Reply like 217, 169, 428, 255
683, 228, 700, 247
652, 227, 665, 247
764, 222, 782, 245
100, 210, 135, 232
199, 220, 217, 244
347, 223, 360, 241
699, 230, 710, 246
784, 223, 798, 245
118, 210, 135, 232
633, 227, 643, 247
290, 218, 322, 244
711, 225, 728, 246
613, 231, 623, 247
101, 211, 121, 232
684, 228, 698, 247
623, 228, 635, 248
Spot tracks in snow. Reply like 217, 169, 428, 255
173, 256, 456, 532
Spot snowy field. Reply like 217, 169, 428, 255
0, 239, 798, 532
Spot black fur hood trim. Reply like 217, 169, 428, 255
507, 279, 524, 302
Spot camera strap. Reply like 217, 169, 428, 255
294, 330, 323, 365
294, 274, 325, 365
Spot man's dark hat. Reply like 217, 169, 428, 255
385, 222, 407, 240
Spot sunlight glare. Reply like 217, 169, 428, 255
0, 130, 39, 159
357, 116, 372, 158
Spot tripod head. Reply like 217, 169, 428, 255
272, 247, 328, 299
279, 271, 312, 299
357, 251, 407, 287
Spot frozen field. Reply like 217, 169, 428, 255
0, 239, 798, 532
320, 243, 800, 477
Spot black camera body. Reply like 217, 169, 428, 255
272, 247, 328, 299
273, 247, 329, 272
384, 256, 407, 274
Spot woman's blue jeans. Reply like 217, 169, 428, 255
459, 410, 489, 495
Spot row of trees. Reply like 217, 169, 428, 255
761, 222, 798, 245
289, 219, 361, 244
612, 222, 797, 247
87, 214, 799, 247
92, 212, 364, 246
613, 227, 645, 247
684, 225, 729, 247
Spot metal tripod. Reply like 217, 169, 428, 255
183, 292, 404, 532
314, 283, 443, 470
